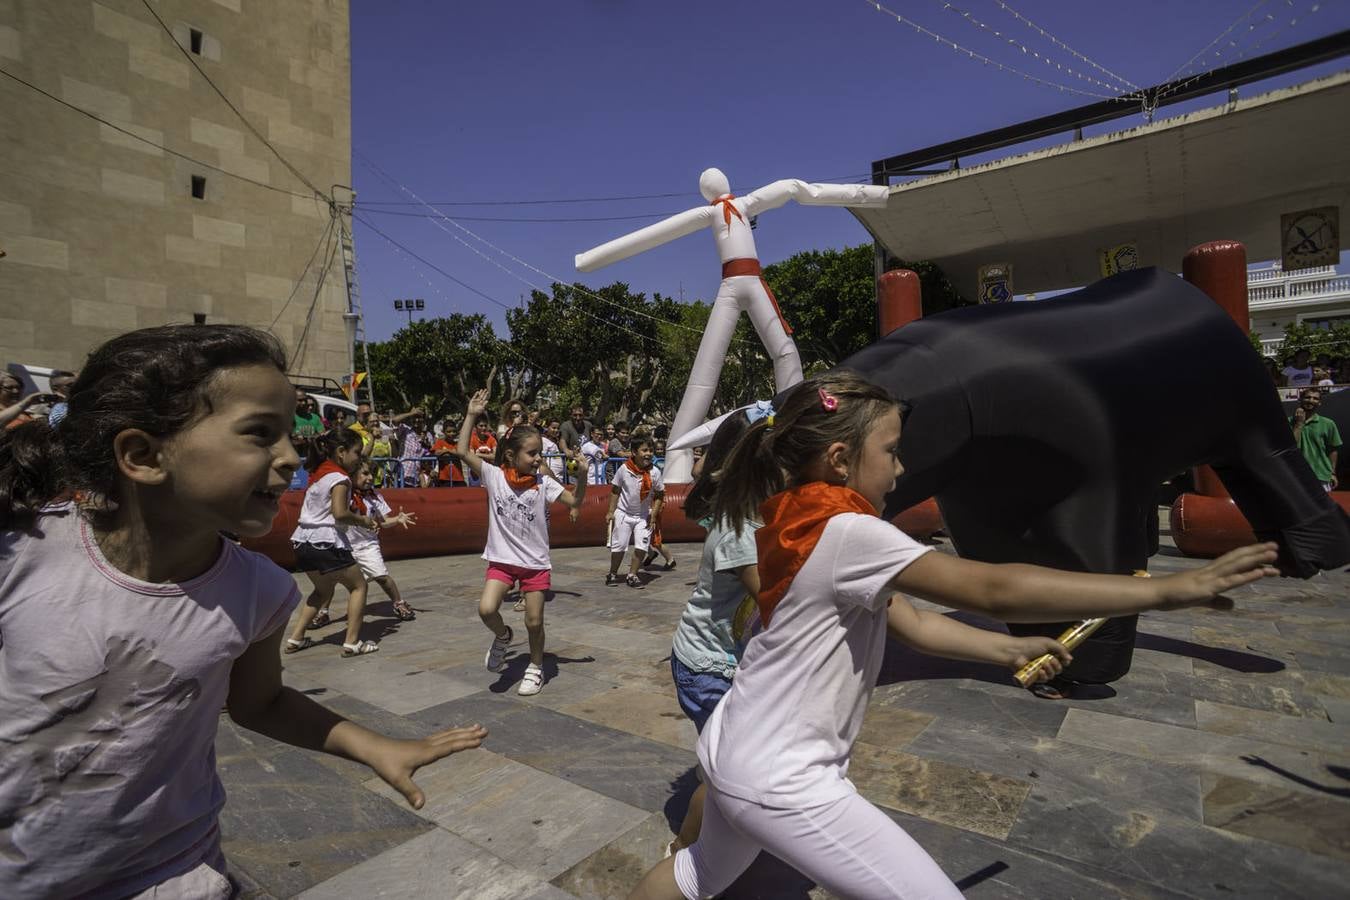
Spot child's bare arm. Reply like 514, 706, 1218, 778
606, 484, 620, 521
736, 563, 760, 598
885, 595, 1069, 679
330, 482, 375, 529
228, 627, 486, 808
892, 543, 1278, 622
457, 389, 489, 479
650, 490, 665, 519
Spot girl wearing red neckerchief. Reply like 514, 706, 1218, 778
459, 389, 588, 696
284, 428, 383, 658
631, 371, 1279, 900
605, 433, 665, 588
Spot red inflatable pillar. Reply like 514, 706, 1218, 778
1183, 241, 1249, 499
877, 267, 943, 534
878, 268, 923, 337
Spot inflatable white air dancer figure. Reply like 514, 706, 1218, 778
576, 168, 889, 481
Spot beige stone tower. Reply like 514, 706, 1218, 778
0, 0, 353, 380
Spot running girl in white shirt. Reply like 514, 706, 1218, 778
284, 428, 382, 657
630, 370, 1280, 900
350, 459, 418, 620
459, 389, 588, 696
0, 325, 485, 898
304, 458, 418, 626
605, 433, 665, 588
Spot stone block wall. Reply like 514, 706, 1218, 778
0, 0, 352, 379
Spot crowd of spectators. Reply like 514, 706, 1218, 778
1267, 349, 1350, 392
288, 391, 674, 490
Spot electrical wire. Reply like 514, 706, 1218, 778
269, 212, 338, 332
1158, 1, 1324, 100
992, 0, 1142, 92
1161, 0, 1271, 86
354, 151, 750, 344
365, 219, 561, 380
135, 0, 327, 201
934, 1, 1141, 97
351, 205, 679, 223
291, 225, 342, 369
352, 210, 699, 356
859, 0, 1128, 100
0, 65, 314, 199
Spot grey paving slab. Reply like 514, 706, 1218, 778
215, 537, 1350, 898
215, 719, 433, 898
363, 748, 650, 881
296, 827, 577, 899
1055, 707, 1350, 800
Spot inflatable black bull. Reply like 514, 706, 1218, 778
839, 266, 1350, 688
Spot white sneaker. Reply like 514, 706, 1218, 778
485, 626, 513, 672
517, 663, 544, 696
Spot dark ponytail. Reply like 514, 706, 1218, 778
307, 427, 364, 472
683, 411, 752, 524
0, 422, 68, 530
494, 424, 539, 468
710, 370, 898, 533
0, 324, 287, 531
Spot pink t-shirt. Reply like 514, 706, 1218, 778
0, 506, 300, 898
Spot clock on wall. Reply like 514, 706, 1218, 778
1280, 206, 1339, 271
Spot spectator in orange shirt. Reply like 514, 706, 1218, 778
431, 429, 466, 486
467, 417, 497, 486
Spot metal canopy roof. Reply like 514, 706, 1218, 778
854, 71, 1350, 301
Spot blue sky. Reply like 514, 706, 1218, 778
350, 0, 1350, 341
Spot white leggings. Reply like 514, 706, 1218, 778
673, 787, 962, 900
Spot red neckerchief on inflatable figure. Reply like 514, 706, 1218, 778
623, 458, 652, 501
755, 482, 876, 628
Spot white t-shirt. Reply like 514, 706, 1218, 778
480, 461, 565, 570
541, 436, 565, 479
611, 462, 664, 518
290, 470, 351, 548
348, 491, 392, 551
1283, 365, 1314, 387
579, 439, 608, 485
698, 513, 932, 807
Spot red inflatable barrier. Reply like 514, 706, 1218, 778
242, 485, 947, 568
1170, 491, 1350, 558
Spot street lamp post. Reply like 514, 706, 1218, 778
392, 298, 424, 326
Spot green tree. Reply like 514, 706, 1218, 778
364, 314, 502, 420
763, 244, 968, 370
1275, 321, 1350, 365
506, 281, 687, 428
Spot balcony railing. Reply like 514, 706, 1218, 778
1247, 265, 1350, 308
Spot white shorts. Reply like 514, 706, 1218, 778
609, 514, 651, 553
350, 541, 389, 580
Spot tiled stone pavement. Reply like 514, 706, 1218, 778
219, 521, 1350, 898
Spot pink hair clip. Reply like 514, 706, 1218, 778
818, 388, 838, 411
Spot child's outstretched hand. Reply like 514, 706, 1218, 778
390, 507, 417, 528
1003, 636, 1072, 683
1158, 542, 1279, 611
366, 724, 488, 809
466, 388, 490, 418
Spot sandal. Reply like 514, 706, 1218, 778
284, 636, 315, 654
306, 609, 331, 630
513, 598, 527, 612
662, 559, 677, 571
626, 574, 644, 589
392, 600, 416, 621
517, 663, 544, 696
342, 640, 380, 657
1029, 677, 1073, 700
